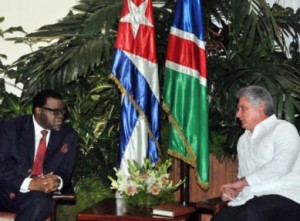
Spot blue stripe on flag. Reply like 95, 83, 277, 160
172, 0, 205, 41
112, 49, 159, 170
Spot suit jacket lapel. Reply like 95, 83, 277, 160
19, 117, 35, 166
45, 130, 60, 162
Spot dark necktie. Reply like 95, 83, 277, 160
31, 130, 48, 176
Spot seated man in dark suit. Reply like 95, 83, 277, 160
0, 90, 78, 221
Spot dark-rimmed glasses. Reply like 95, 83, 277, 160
40, 106, 67, 116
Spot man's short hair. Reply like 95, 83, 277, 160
32, 90, 63, 114
236, 85, 274, 116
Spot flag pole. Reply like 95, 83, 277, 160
180, 160, 189, 205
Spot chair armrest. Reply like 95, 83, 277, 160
52, 190, 76, 201
51, 184, 76, 221
53, 182, 76, 202
196, 197, 228, 214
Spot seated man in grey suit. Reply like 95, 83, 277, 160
0, 90, 78, 221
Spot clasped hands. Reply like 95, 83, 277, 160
220, 178, 248, 202
29, 172, 61, 193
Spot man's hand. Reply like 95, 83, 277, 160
220, 178, 248, 202
221, 187, 236, 201
29, 172, 61, 193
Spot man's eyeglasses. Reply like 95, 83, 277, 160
40, 107, 67, 116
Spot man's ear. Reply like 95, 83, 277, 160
34, 107, 41, 116
259, 103, 266, 114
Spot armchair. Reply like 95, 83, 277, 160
196, 197, 228, 221
0, 185, 76, 221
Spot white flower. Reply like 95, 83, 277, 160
108, 158, 185, 202
146, 172, 156, 187
124, 180, 139, 196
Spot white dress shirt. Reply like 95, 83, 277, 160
229, 114, 300, 206
20, 116, 63, 192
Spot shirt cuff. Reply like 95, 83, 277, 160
245, 173, 261, 186
20, 177, 32, 193
57, 176, 63, 190
20, 176, 63, 192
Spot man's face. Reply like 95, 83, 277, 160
236, 97, 266, 132
35, 97, 66, 131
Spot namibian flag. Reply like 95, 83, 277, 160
111, 0, 160, 174
163, 0, 209, 189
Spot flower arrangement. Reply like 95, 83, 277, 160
108, 158, 185, 207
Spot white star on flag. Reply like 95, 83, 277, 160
120, 0, 154, 38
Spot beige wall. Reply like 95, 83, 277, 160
0, 0, 77, 96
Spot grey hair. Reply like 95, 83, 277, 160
236, 85, 274, 116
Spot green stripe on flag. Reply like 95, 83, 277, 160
163, 66, 209, 189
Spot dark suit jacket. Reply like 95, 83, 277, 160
0, 115, 78, 194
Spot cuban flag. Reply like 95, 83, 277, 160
111, 0, 160, 174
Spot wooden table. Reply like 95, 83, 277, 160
77, 198, 195, 221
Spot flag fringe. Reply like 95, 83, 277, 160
162, 102, 209, 190
109, 74, 161, 157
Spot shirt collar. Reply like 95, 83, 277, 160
32, 115, 50, 136
256, 114, 277, 130
247, 114, 277, 137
